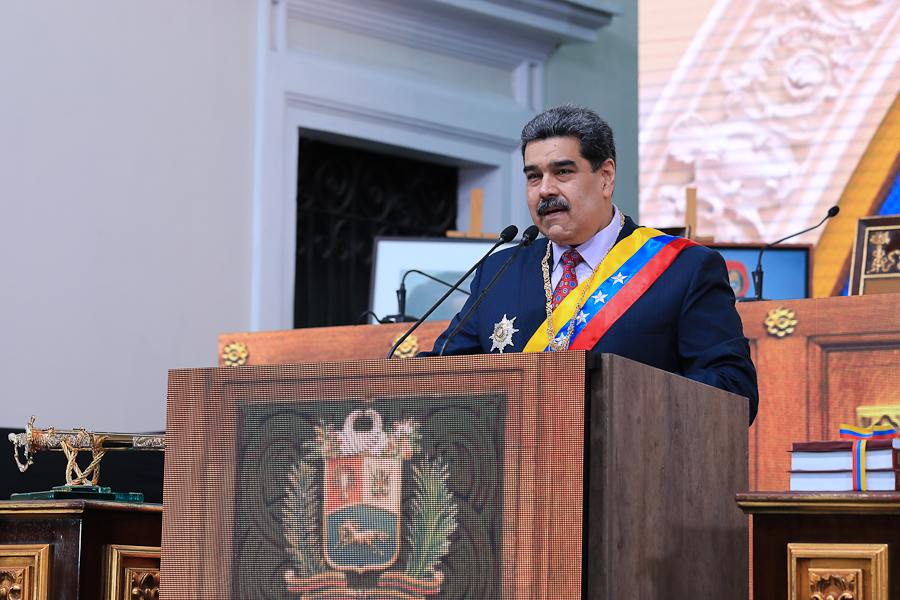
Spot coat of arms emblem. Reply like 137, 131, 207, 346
283, 408, 457, 598
323, 410, 404, 572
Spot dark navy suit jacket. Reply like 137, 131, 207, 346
423, 216, 758, 424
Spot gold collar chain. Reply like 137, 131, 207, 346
541, 211, 625, 351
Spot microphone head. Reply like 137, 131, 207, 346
498, 225, 518, 243
521, 225, 540, 246
827, 206, 840, 218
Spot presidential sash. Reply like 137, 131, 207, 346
524, 228, 698, 352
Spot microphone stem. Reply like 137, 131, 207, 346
751, 211, 834, 302
386, 238, 507, 358
439, 241, 531, 356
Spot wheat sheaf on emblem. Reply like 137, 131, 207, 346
282, 409, 457, 599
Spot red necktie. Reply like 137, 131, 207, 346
552, 249, 582, 310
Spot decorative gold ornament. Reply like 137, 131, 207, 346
870, 230, 891, 246
129, 571, 160, 600
867, 229, 900, 274
764, 307, 797, 338
106, 545, 161, 600
489, 314, 519, 353
0, 544, 50, 600
222, 341, 249, 366
789, 543, 887, 600
856, 406, 900, 430
390, 334, 419, 358
0, 569, 24, 600
8, 416, 165, 487
61, 436, 107, 486
809, 570, 858, 600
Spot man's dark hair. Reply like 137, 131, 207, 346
520, 104, 616, 172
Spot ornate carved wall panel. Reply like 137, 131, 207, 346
788, 543, 887, 600
104, 545, 160, 600
640, 0, 900, 246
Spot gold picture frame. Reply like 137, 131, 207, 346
0, 543, 50, 600
104, 544, 160, 600
788, 543, 888, 600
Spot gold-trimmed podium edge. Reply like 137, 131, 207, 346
738, 498, 900, 515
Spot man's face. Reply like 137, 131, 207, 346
523, 136, 615, 246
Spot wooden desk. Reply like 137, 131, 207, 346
738, 492, 897, 600
0, 500, 162, 600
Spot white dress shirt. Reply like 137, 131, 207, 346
550, 204, 622, 290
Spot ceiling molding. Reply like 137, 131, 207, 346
285, 91, 521, 152
286, 0, 619, 69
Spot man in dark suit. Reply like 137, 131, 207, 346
425, 105, 758, 424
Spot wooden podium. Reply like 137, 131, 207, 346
161, 351, 749, 599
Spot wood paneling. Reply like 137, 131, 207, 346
218, 321, 449, 365
737, 294, 900, 493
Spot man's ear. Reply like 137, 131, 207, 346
600, 158, 616, 197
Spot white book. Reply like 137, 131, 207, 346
790, 469, 900, 492
790, 438, 900, 472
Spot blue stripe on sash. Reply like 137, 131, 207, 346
543, 235, 678, 351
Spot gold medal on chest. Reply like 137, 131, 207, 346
489, 314, 519, 353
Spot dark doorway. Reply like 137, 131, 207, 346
294, 137, 458, 328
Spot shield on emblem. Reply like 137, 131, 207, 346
324, 455, 401, 572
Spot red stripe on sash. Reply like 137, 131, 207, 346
569, 237, 696, 350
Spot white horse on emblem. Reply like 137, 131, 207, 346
336, 519, 389, 555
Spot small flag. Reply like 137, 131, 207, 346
839, 424, 899, 440
852, 439, 867, 491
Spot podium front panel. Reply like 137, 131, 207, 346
162, 352, 589, 599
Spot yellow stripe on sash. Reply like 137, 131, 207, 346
524, 228, 667, 352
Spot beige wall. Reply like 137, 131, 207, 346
0, 1, 257, 430
546, 0, 639, 219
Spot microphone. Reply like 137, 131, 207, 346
742, 206, 839, 302
387, 225, 518, 358
438, 225, 540, 356
387, 270, 473, 324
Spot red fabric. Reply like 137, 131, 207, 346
552, 249, 582, 309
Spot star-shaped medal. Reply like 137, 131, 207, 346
489, 314, 519, 353
611, 272, 628, 285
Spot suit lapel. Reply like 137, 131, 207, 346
616, 215, 639, 244
516, 238, 552, 348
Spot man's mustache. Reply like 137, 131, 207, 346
536, 197, 571, 216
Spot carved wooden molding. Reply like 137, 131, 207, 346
104, 544, 160, 600
0, 544, 50, 600
789, 543, 888, 600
